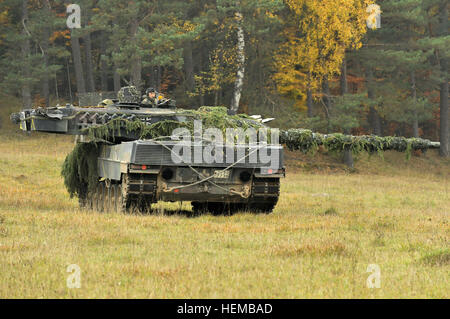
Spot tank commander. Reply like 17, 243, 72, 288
141, 87, 166, 107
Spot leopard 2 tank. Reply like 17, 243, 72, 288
11, 86, 284, 214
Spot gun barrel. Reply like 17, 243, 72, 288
430, 142, 441, 148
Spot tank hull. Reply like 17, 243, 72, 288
83, 140, 284, 214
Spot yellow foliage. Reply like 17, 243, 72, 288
0, 8, 9, 25
274, 0, 374, 97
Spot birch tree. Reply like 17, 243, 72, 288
229, 11, 245, 115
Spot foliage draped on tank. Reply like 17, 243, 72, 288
280, 129, 435, 159
84, 106, 263, 141
60, 107, 438, 197
61, 142, 100, 198
83, 106, 437, 159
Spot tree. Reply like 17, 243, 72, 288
0, 0, 64, 107
275, 0, 372, 90
437, 1, 448, 156
229, 10, 245, 115
21, 0, 32, 109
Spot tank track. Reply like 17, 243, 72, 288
247, 177, 280, 213
80, 175, 279, 215
191, 177, 280, 215
80, 173, 157, 213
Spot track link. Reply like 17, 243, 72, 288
80, 173, 157, 213
119, 173, 157, 213
247, 177, 280, 214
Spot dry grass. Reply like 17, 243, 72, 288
0, 109, 449, 298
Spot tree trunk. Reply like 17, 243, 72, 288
113, 70, 120, 93
411, 70, 419, 138
341, 58, 353, 168
322, 76, 331, 133
197, 49, 205, 107
70, 30, 86, 94
41, 44, 49, 106
412, 112, 419, 138
368, 107, 382, 136
440, 65, 449, 156
343, 148, 354, 169
214, 90, 219, 106
131, 55, 142, 89
100, 34, 108, 91
183, 41, 195, 92
149, 65, 157, 89
366, 68, 382, 135
307, 88, 313, 118
439, 2, 449, 157
130, 18, 142, 90
66, 59, 73, 103
84, 32, 95, 92
40, 0, 51, 107
21, 0, 32, 109
229, 11, 245, 115
157, 65, 162, 91
307, 72, 313, 117
340, 59, 348, 95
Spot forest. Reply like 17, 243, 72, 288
0, 0, 448, 157
0, 1, 449, 300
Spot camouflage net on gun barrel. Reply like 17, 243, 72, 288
280, 129, 437, 159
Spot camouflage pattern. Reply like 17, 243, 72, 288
117, 86, 141, 104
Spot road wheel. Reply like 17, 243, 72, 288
110, 184, 117, 212
97, 183, 105, 212
78, 184, 88, 209
86, 188, 93, 210
117, 184, 129, 213
104, 185, 111, 212
92, 185, 98, 211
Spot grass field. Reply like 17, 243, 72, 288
0, 117, 449, 298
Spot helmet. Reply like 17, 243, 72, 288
117, 86, 141, 104
145, 87, 156, 95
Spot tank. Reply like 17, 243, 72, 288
10, 87, 284, 214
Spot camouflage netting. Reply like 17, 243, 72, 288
280, 129, 436, 159
61, 142, 99, 198
62, 107, 264, 197
117, 86, 141, 104
61, 107, 438, 197
84, 106, 436, 157
84, 106, 264, 141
